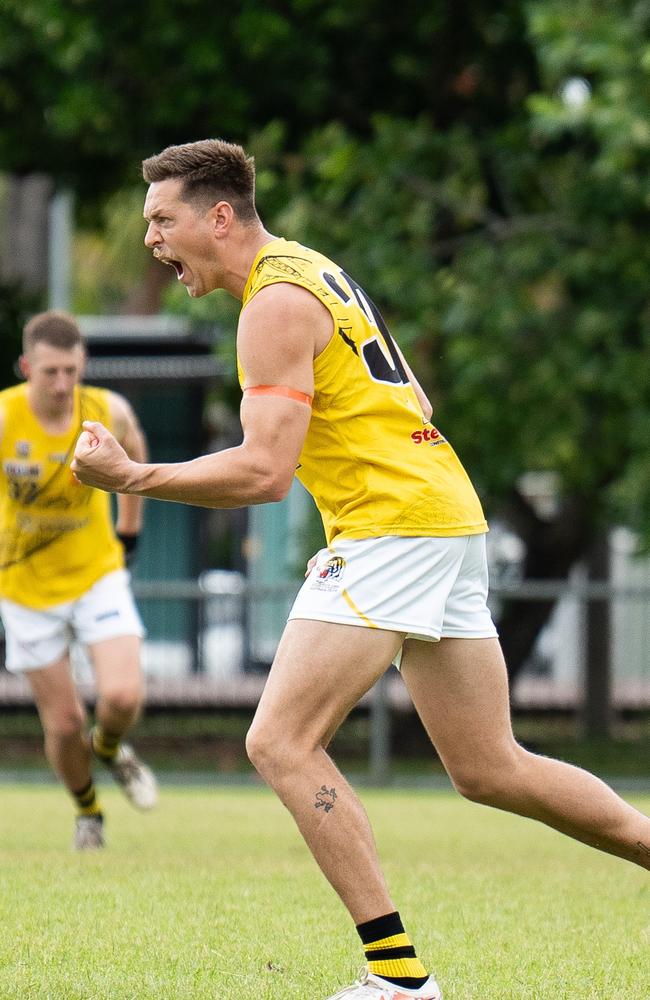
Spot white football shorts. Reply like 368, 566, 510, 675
288, 534, 498, 666
1, 569, 145, 673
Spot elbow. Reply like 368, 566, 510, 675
243, 443, 297, 504
263, 475, 293, 504
254, 467, 293, 504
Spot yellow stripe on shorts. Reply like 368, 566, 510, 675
341, 589, 378, 628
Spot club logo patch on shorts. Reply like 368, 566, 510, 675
310, 555, 346, 592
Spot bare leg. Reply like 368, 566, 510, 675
88, 634, 157, 811
89, 634, 144, 738
246, 619, 405, 923
26, 655, 91, 792
401, 637, 650, 870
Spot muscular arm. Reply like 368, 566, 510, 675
72, 284, 327, 507
124, 391, 311, 507
109, 392, 148, 533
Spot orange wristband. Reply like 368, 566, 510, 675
244, 385, 313, 406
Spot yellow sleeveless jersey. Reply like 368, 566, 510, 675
0, 383, 124, 608
241, 239, 487, 544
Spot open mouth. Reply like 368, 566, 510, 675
156, 254, 185, 280
167, 259, 185, 280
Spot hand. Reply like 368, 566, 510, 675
71, 421, 136, 493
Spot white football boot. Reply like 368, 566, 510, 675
73, 814, 105, 850
325, 969, 442, 1000
109, 744, 158, 810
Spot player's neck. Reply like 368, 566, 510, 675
220, 227, 278, 300
27, 385, 76, 435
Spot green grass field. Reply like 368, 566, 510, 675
0, 784, 648, 1000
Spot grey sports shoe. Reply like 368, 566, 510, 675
109, 744, 158, 810
74, 814, 105, 851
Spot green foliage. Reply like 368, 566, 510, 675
206, 3, 650, 543
3, 0, 650, 544
0, 0, 533, 203
73, 186, 152, 314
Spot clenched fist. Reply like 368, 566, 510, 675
72, 420, 136, 493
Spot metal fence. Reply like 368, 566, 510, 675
2, 575, 649, 714
1, 574, 648, 784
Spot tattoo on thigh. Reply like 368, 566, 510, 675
637, 841, 650, 858
314, 785, 337, 812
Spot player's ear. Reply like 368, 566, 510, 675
18, 355, 30, 380
211, 200, 234, 238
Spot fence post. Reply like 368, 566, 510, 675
369, 669, 392, 785
581, 535, 612, 739
48, 188, 73, 310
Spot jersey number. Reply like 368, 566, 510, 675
323, 270, 409, 386
8, 479, 39, 504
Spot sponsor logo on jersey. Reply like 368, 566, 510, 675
16, 441, 30, 457
48, 453, 68, 464
411, 426, 446, 445
3, 460, 41, 477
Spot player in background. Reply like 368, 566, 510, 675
73, 139, 650, 999
0, 311, 158, 851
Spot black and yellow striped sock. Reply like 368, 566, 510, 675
91, 725, 121, 764
72, 778, 103, 817
357, 911, 429, 989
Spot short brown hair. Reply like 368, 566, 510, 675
23, 310, 84, 353
142, 138, 258, 222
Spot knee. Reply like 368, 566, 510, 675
451, 771, 503, 806
43, 704, 86, 743
245, 719, 298, 781
100, 679, 143, 719
245, 720, 275, 776
448, 745, 525, 806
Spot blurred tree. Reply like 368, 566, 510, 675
0, 0, 533, 203
2, 0, 649, 683
219, 0, 648, 682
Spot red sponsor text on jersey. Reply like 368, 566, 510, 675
411, 426, 444, 444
